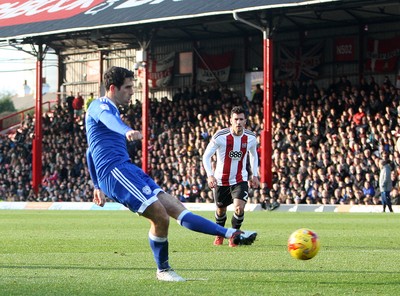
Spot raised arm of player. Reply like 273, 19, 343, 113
97, 108, 142, 141
98, 109, 132, 136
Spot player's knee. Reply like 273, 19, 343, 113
159, 212, 170, 224
216, 208, 226, 215
234, 206, 244, 216
145, 201, 170, 226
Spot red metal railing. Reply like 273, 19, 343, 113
0, 100, 57, 132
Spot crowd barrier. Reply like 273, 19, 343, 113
275, 204, 399, 213
0, 202, 398, 213
0, 100, 57, 132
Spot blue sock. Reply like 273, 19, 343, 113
177, 210, 233, 238
149, 233, 170, 270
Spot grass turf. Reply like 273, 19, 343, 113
0, 210, 399, 295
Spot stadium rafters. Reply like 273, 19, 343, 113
0, 1, 398, 52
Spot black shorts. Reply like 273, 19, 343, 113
214, 182, 249, 208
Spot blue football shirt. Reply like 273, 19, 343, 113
85, 97, 132, 184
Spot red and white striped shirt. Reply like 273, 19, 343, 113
202, 128, 258, 186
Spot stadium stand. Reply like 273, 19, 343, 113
0, 77, 400, 208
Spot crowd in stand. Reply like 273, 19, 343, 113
1, 75, 400, 208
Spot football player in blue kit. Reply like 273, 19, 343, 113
85, 66, 257, 282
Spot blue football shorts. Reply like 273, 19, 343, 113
99, 162, 162, 213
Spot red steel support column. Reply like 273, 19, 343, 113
141, 57, 149, 173
32, 44, 43, 195
261, 30, 273, 188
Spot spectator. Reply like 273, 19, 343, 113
65, 91, 75, 119
72, 92, 84, 117
379, 159, 394, 212
252, 83, 263, 104
84, 92, 95, 112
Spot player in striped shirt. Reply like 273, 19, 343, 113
202, 106, 260, 247
85, 66, 257, 282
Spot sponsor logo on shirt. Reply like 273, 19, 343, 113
229, 151, 242, 160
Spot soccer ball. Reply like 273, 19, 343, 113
287, 228, 320, 260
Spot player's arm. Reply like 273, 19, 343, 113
98, 110, 142, 141
202, 139, 218, 188
98, 110, 133, 136
86, 149, 106, 207
248, 141, 260, 188
86, 149, 99, 189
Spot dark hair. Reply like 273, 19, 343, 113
231, 106, 245, 117
103, 66, 134, 91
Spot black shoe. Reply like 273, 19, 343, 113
230, 230, 257, 246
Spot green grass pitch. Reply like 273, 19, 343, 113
1, 210, 399, 295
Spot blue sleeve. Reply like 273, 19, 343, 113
86, 149, 99, 189
98, 110, 132, 136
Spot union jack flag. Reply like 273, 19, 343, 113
278, 43, 324, 81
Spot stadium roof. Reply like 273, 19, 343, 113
0, 0, 399, 52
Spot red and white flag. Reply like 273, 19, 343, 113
197, 52, 234, 83
138, 52, 175, 88
366, 36, 400, 73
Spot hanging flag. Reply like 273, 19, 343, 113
278, 43, 323, 81
334, 37, 356, 62
138, 52, 175, 88
149, 52, 175, 88
365, 36, 400, 73
197, 52, 234, 83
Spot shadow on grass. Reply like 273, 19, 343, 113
2, 264, 400, 277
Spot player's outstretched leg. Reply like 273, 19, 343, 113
177, 210, 257, 246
